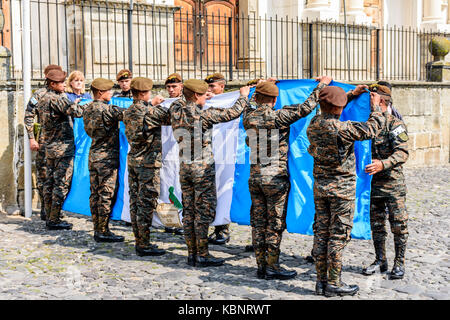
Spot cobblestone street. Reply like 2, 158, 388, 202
0, 165, 448, 300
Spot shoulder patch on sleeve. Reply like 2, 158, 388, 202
398, 132, 409, 142
392, 125, 408, 142
30, 97, 38, 106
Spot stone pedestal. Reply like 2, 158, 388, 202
0, 46, 11, 81
426, 36, 450, 82
426, 62, 450, 82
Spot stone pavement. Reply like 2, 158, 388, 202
0, 165, 448, 300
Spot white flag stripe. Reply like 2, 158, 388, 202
120, 91, 241, 227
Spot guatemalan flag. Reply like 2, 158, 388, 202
63, 79, 373, 240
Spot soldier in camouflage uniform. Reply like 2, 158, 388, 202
203, 72, 232, 245
307, 85, 387, 297
163, 73, 185, 236
123, 77, 167, 256
24, 64, 63, 221
82, 78, 126, 243
113, 69, 133, 99
38, 69, 86, 230
145, 79, 249, 267
362, 85, 409, 280
172, 79, 249, 267
242, 78, 330, 280
165, 73, 184, 99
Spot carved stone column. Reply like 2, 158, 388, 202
302, 0, 338, 21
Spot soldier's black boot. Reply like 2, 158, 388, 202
94, 231, 125, 243
195, 239, 224, 267
245, 245, 254, 252
196, 255, 225, 267
265, 255, 297, 280
315, 281, 327, 296
363, 239, 388, 275
46, 220, 73, 230
390, 238, 406, 280
174, 228, 184, 236
254, 246, 267, 279
324, 282, 359, 297
135, 244, 166, 257
40, 208, 46, 221
325, 269, 359, 297
165, 227, 176, 234
208, 225, 230, 245
186, 239, 197, 267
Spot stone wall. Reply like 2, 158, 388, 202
0, 80, 449, 213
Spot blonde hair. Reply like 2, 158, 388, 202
65, 70, 86, 94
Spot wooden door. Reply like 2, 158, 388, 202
174, 0, 196, 65
203, 0, 236, 66
174, 0, 237, 67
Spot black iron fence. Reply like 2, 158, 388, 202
2, 0, 449, 82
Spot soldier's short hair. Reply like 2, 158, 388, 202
254, 93, 276, 104
183, 87, 196, 101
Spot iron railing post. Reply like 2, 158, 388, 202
127, 0, 134, 72
376, 28, 380, 81
228, 17, 233, 81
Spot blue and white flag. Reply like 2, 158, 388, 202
63, 79, 373, 240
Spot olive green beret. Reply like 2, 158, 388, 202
247, 78, 262, 86
44, 64, 62, 77
255, 81, 279, 97
165, 73, 183, 85
184, 79, 208, 94
319, 86, 347, 108
46, 69, 67, 82
369, 84, 391, 97
205, 73, 225, 83
91, 78, 114, 91
116, 69, 133, 81
130, 77, 153, 91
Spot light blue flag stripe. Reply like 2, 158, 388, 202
63, 97, 133, 221
229, 79, 373, 240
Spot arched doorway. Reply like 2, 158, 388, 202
174, 0, 237, 70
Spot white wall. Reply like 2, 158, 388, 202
384, 0, 420, 27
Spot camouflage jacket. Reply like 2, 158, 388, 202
113, 90, 132, 99
144, 95, 248, 167
371, 114, 409, 197
24, 88, 47, 141
123, 100, 168, 168
307, 100, 387, 200
168, 95, 248, 166
38, 89, 85, 159
82, 100, 125, 165
243, 82, 327, 177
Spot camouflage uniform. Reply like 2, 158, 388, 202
123, 100, 168, 249
166, 96, 247, 257
307, 93, 387, 286
38, 89, 85, 223
83, 100, 125, 233
370, 114, 409, 268
243, 82, 327, 271
24, 88, 48, 210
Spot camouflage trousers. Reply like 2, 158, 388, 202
370, 195, 409, 264
180, 162, 216, 257
128, 165, 160, 248
249, 175, 289, 269
43, 156, 74, 223
35, 147, 47, 208
312, 196, 354, 286
89, 160, 119, 233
